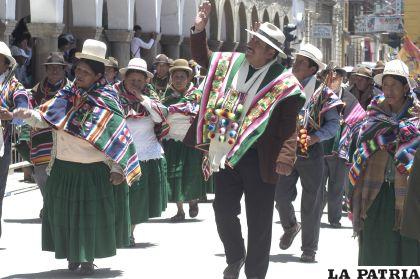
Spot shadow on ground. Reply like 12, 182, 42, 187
320, 222, 352, 229
120, 242, 157, 249
146, 218, 203, 224
4, 218, 42, 224
270, 253, 316, 263
2, 268, 123, 279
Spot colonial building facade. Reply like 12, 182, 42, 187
0, 0, 350, 84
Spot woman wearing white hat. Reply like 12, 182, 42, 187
162, 59, 212, 222
13, 39, 141, 275
0, 41, 30, 239
350, 59, 420, 265
114, 58, 169, 246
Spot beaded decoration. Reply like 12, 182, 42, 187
204, 88, 246, 145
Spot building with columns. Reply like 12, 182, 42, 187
0, 0, 297, 83
1, 0, 354, 84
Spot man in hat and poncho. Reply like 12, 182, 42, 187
187, 2, 305, 278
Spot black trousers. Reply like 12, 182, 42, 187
213, 149, 275, 279
0, 138, 12, 238
274, 143, 324, 254
321, 156, 348, 224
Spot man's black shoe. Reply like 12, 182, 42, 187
279, 223, 301, 250
223, 257, 245, 279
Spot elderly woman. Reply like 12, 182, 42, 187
162, 59, 210, 222
13, 39, 141, 275
114, 58, 169, 246
349, 60, 420, 265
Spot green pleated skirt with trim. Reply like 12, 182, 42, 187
42, 159, 116, 262
129, 158, 168, 224
358, 182, 420, 266
163, 139, 210, 202
113, 182, 130, 248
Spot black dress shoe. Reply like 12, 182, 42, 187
279, 223, 301, 250
223, 257, 245, 279
300, 251, 316, 263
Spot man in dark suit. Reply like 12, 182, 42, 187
188, 2, 305, 278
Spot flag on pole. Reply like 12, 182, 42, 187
398, 35, 420, 79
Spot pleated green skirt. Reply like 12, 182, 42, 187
163, 139, 210, 202
42, 159, 116, 262
113, 183, 130, 248
358, 182, 420, 265
129, 158, 168, 224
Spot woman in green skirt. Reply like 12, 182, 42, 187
13, 39, 141, 275
115, 58, 169, 246
162, 59, 210, 222
349, 59, 420, 265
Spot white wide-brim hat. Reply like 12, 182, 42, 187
120, 58, 154, 78
373, 59, 411, 87
75, 39, 108, 64
294, 43, 326, 71
0, 41, 16, 66
245, 22, 287, 59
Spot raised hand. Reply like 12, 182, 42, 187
194, 1, 212, 33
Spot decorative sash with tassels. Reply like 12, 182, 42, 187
38, 78, 141, 185
115, 82, 169, 141
349, 95, 419, 186
196, 52, 305, 168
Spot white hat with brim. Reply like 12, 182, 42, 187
120, 58, 154, 79
373, 59, 412, 87
0, 42, 16, 66
294, 43, 326, 71
75, 39, 108, 64
245, 22, 287, 59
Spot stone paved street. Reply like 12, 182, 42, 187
0, 172, 358, 279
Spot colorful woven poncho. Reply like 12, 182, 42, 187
29, 78, 71, 165
38, 78, 141, 185
115, 82, 169, 141
349, 94, 420, 186
0, 76, 30, 139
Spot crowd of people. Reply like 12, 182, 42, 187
0, 1, 419, 278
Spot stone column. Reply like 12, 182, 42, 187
160, 35, 182, 59
0, 20, 16, 45
140, 32, 161, 69
71, 26, 104, 51
180, 37, 191, 60
27, 22, 65, 83
104, 29, 133, 69
208, 39, 223, 52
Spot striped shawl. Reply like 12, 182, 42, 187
38, 78, 141, 185
350, 94, 420, 233
115, 82, 169, 141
